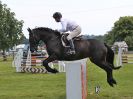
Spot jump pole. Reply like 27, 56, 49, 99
65, 58, 88, 99
116, 46, 123, 66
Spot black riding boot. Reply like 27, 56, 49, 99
67, 39, 76, 54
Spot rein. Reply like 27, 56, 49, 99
32, 32, 39, 49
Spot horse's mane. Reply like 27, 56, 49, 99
32, 27, 61, 37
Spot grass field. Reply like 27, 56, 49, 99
0, 56, 133, 99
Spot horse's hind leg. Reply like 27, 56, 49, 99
42, 54, 58, 73
90, 58, 116, 87
104, 43, 114, 65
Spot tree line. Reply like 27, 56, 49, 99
0, 1, 25, 60
104, 16, 133, 49
88, 16, 133, 49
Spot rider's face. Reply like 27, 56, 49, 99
54, 17, 61, 22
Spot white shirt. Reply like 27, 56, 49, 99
58, 18, 78, 32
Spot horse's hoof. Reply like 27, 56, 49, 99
108, 78, 117, 87
45, 67, 59, 73
52, 68, 59, 73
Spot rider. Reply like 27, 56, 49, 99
53, 12, 82, 54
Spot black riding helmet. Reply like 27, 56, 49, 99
53, 12, 62, 19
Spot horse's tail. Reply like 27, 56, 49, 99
104, 43, 122, 70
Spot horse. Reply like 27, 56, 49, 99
28, 27, 121, 87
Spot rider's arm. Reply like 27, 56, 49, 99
58, 19, 67, 32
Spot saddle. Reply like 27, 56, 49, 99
61, 33, 83, 47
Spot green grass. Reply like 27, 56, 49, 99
0, 57, 133, 99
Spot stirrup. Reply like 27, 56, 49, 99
66, 50, 76, 55
70, 50, 76, 54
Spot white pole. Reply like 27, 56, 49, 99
15, 49, 23, 72
26, 49, 31, 68
65, 59, 87, 99
116, 47, 123, 66
58, 61, 66, 72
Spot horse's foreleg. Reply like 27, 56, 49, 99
43, 54, 58, 73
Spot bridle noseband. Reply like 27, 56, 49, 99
31, 32, 39, 51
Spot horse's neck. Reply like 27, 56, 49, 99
39, 31, 62, 50
44, 36, 62, 52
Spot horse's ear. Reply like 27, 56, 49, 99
27, 28, 32, 35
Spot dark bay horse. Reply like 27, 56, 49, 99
28, 27, 121, 87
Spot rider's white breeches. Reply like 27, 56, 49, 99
67, 26, 81, 40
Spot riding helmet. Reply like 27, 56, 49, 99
53, 12, 62, 18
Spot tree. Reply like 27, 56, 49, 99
0, 1, 24, 60
104, 16, 133, 47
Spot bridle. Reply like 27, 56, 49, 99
30, 32, 39, 51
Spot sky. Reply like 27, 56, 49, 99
1, 0, 133, 38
